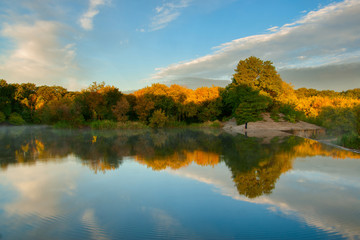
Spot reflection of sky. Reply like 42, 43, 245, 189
2, 157, 79, 218
1, 153, 360, 239
170, 157, 360, 239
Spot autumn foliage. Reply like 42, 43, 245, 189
1, 56, 360, 148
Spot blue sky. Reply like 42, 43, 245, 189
0, 0, 359, 91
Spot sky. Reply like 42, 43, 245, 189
0, 0, 359, 91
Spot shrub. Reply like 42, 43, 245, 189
317, 107, 357, 135
339, 132, 360, 150
149, 109, 168, 128
90, 120, 117, 130
270, 112, 280, 122
270, 105, 280, 122
201, 120, 222, 128
9, 113, 26, 125
0, 111, 5, 123
209, 120, 222, 128
279, 104, 304, 123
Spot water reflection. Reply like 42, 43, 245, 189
1, 126, 360, 239
1, 126, 359, 196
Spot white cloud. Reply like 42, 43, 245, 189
267, 26, 279, 32
150, 0, 192, 31
79, 0, 109, 31
0, 20, 82, 90
151, 0, 360, 90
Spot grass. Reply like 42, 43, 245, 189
53, 121, 75, 129
90, 120, 118, 130
165, 121, 188, 128
117, 121, 150, 129
189, 120, 222, 128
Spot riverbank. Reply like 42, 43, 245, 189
223, 113, 325, 141
222, 113, 360, 153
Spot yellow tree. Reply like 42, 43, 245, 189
134, 95, 155, 122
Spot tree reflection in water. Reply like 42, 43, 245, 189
1, 126, 359, 198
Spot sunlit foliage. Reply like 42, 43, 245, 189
295, 96, 360, 118
1, 56, 360, 150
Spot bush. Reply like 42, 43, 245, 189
317, 107, 357, 135
339, 132, 360, 150
202, 120, 222, 128
270, 105, 280, 122
210, 120, 222, 128
0, 111, 5, 123
270, 112, 280, 122
90, 120, 117, 130
149, 109, 168, 128
9, 112, 26, 125
280, 104, 304, 123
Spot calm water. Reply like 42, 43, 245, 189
0, 126, 360, 240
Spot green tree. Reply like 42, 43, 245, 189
234, 92, 270, 125
124, 94, 138, 121
232, 56, 284, 99
318, 107, 357, 135
222, 84, 271, 122
0, 111, 5, 123
0, 80, 16, 116
197, 98, 222, 122
149, 109, 168, 128
101, 86, 123, 119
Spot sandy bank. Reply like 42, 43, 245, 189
223, 113, 325, 140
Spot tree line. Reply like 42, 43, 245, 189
1, 56, 360, 148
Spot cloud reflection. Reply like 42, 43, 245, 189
2, 157, 79, 218
170, 157, 360, 239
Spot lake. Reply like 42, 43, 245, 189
0, 126, 359, 240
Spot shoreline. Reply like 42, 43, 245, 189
222, 113, 325, 138
222, 113, 360, 153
